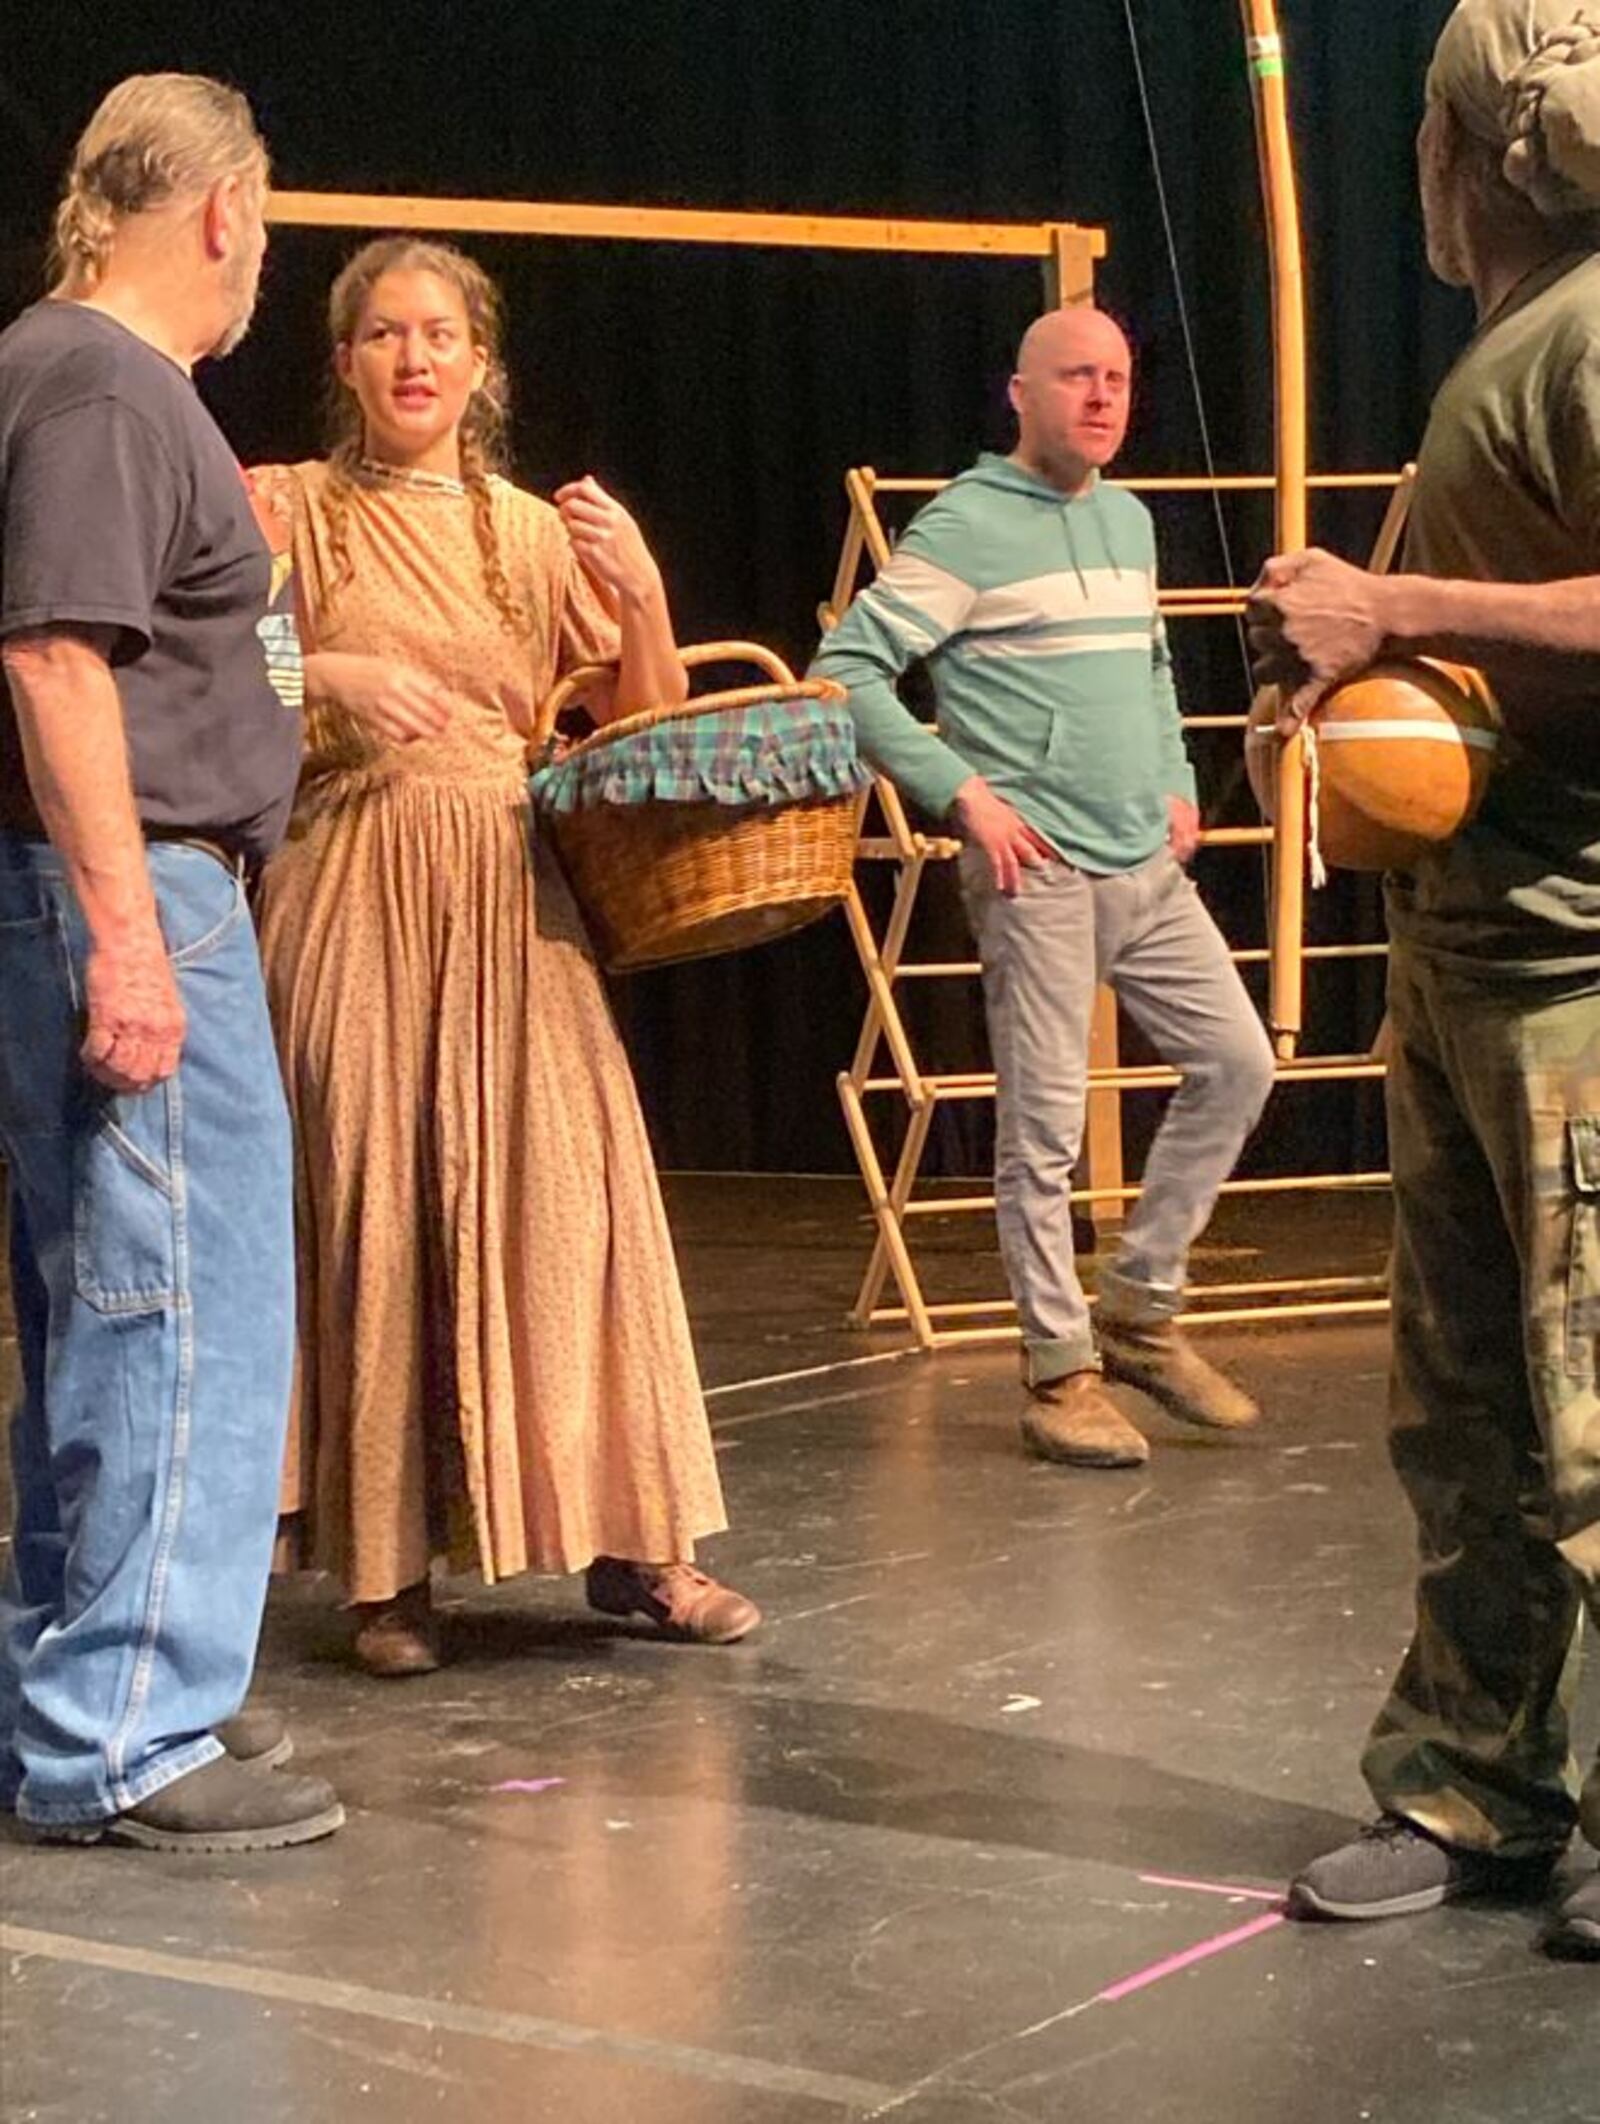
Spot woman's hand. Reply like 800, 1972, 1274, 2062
555, 477, 662, 607
304, 652, 452, 744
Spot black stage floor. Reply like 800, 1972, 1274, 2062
2, 1178, 1596, 2123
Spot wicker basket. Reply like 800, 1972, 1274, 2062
534, 644, 866, 973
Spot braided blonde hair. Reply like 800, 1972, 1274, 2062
320, 238, 526, 635
51, 73, 267, 292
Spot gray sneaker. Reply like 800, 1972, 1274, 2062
1289, 1815, 1554, 1921
1544, 1869, 1600, 1961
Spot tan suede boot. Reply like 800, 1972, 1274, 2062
1095, 1311, 1260, 1431
1020, 1370, 1150, 1468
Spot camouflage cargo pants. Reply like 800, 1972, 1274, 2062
1363, 939, 1600, 1857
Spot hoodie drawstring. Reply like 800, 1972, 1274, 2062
1062, 490, 1123, 595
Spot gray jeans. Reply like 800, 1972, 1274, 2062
960, 843, 1275, 1383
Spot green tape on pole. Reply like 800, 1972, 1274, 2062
1253, 54, 1284, 77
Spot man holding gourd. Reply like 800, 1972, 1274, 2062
1250, 0, 1600, 1960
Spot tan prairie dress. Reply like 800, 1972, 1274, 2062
254, 458, 726, 1604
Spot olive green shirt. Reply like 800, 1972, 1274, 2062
1386, 249, 1600, 982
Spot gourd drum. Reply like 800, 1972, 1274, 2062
529, 646, 871, 972
1245, 657, 1500, 872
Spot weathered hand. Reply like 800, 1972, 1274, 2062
555, 476, 661, 606
1167, 794, 1201, 865
81, 931, 186, 1095
1247, 547, 1389, 730
312, 653, 451, 744
954, 778, 1055, 896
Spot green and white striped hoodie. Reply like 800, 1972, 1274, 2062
811, 452, 1195, 874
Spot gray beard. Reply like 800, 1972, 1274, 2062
212, 309, 252, 359
210, 260, 260, 360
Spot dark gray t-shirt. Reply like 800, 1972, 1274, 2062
0, 301, 301, 864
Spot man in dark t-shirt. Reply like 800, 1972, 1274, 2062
0, 74, 340, 1851
0, 299, 302, 861
1249, 0, 1600, 1959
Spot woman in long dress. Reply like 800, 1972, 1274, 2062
252, 237, 759, 1675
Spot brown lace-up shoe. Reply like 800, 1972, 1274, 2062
585, 1558, 761, 1644
353, 1580, 441, 1678
1096, 1313, 1260, 1431
1020, 1370, 1150, 1468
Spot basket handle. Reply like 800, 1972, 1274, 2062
682, 640, 797, 686
539, 638, 802, 730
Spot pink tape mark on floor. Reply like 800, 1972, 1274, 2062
492, 1778, 568, 1796
1137, 1873, 1286, 1905
1098, 1911, 1287, 2004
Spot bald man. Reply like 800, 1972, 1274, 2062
813, 308, 1274, 1470
1251, 1, 1600, 1957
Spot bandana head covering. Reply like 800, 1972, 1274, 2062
1429, 1, 1600, 214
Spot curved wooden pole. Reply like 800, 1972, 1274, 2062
1240, 0, 1309, 1059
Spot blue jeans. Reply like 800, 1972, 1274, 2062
0, 836, 294, 1826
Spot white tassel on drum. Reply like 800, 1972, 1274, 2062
1302, 721, 1327, 890
1245, 710, 1326, 888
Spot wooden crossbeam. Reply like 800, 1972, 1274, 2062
266, 190, 1107, 264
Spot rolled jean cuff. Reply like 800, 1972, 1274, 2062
15, 1732, 224, 1829
1023, 1335, 1101, 1387
1097, 1264, 1183, 1324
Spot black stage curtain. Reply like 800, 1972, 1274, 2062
0, 0, 1470, 1176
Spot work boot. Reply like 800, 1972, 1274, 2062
1288, 1816, 1556, 1921
585, 1557, 761, 1644
1545, 1869, 1600, 1961
1095, 1276, 1259, 1431
2, 1710, 293, 1818
216, 1705, 293, 1770
30, 1754, 344, 1854
1020, 1370, 1149, 1468
0, 1699, 291, 1818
